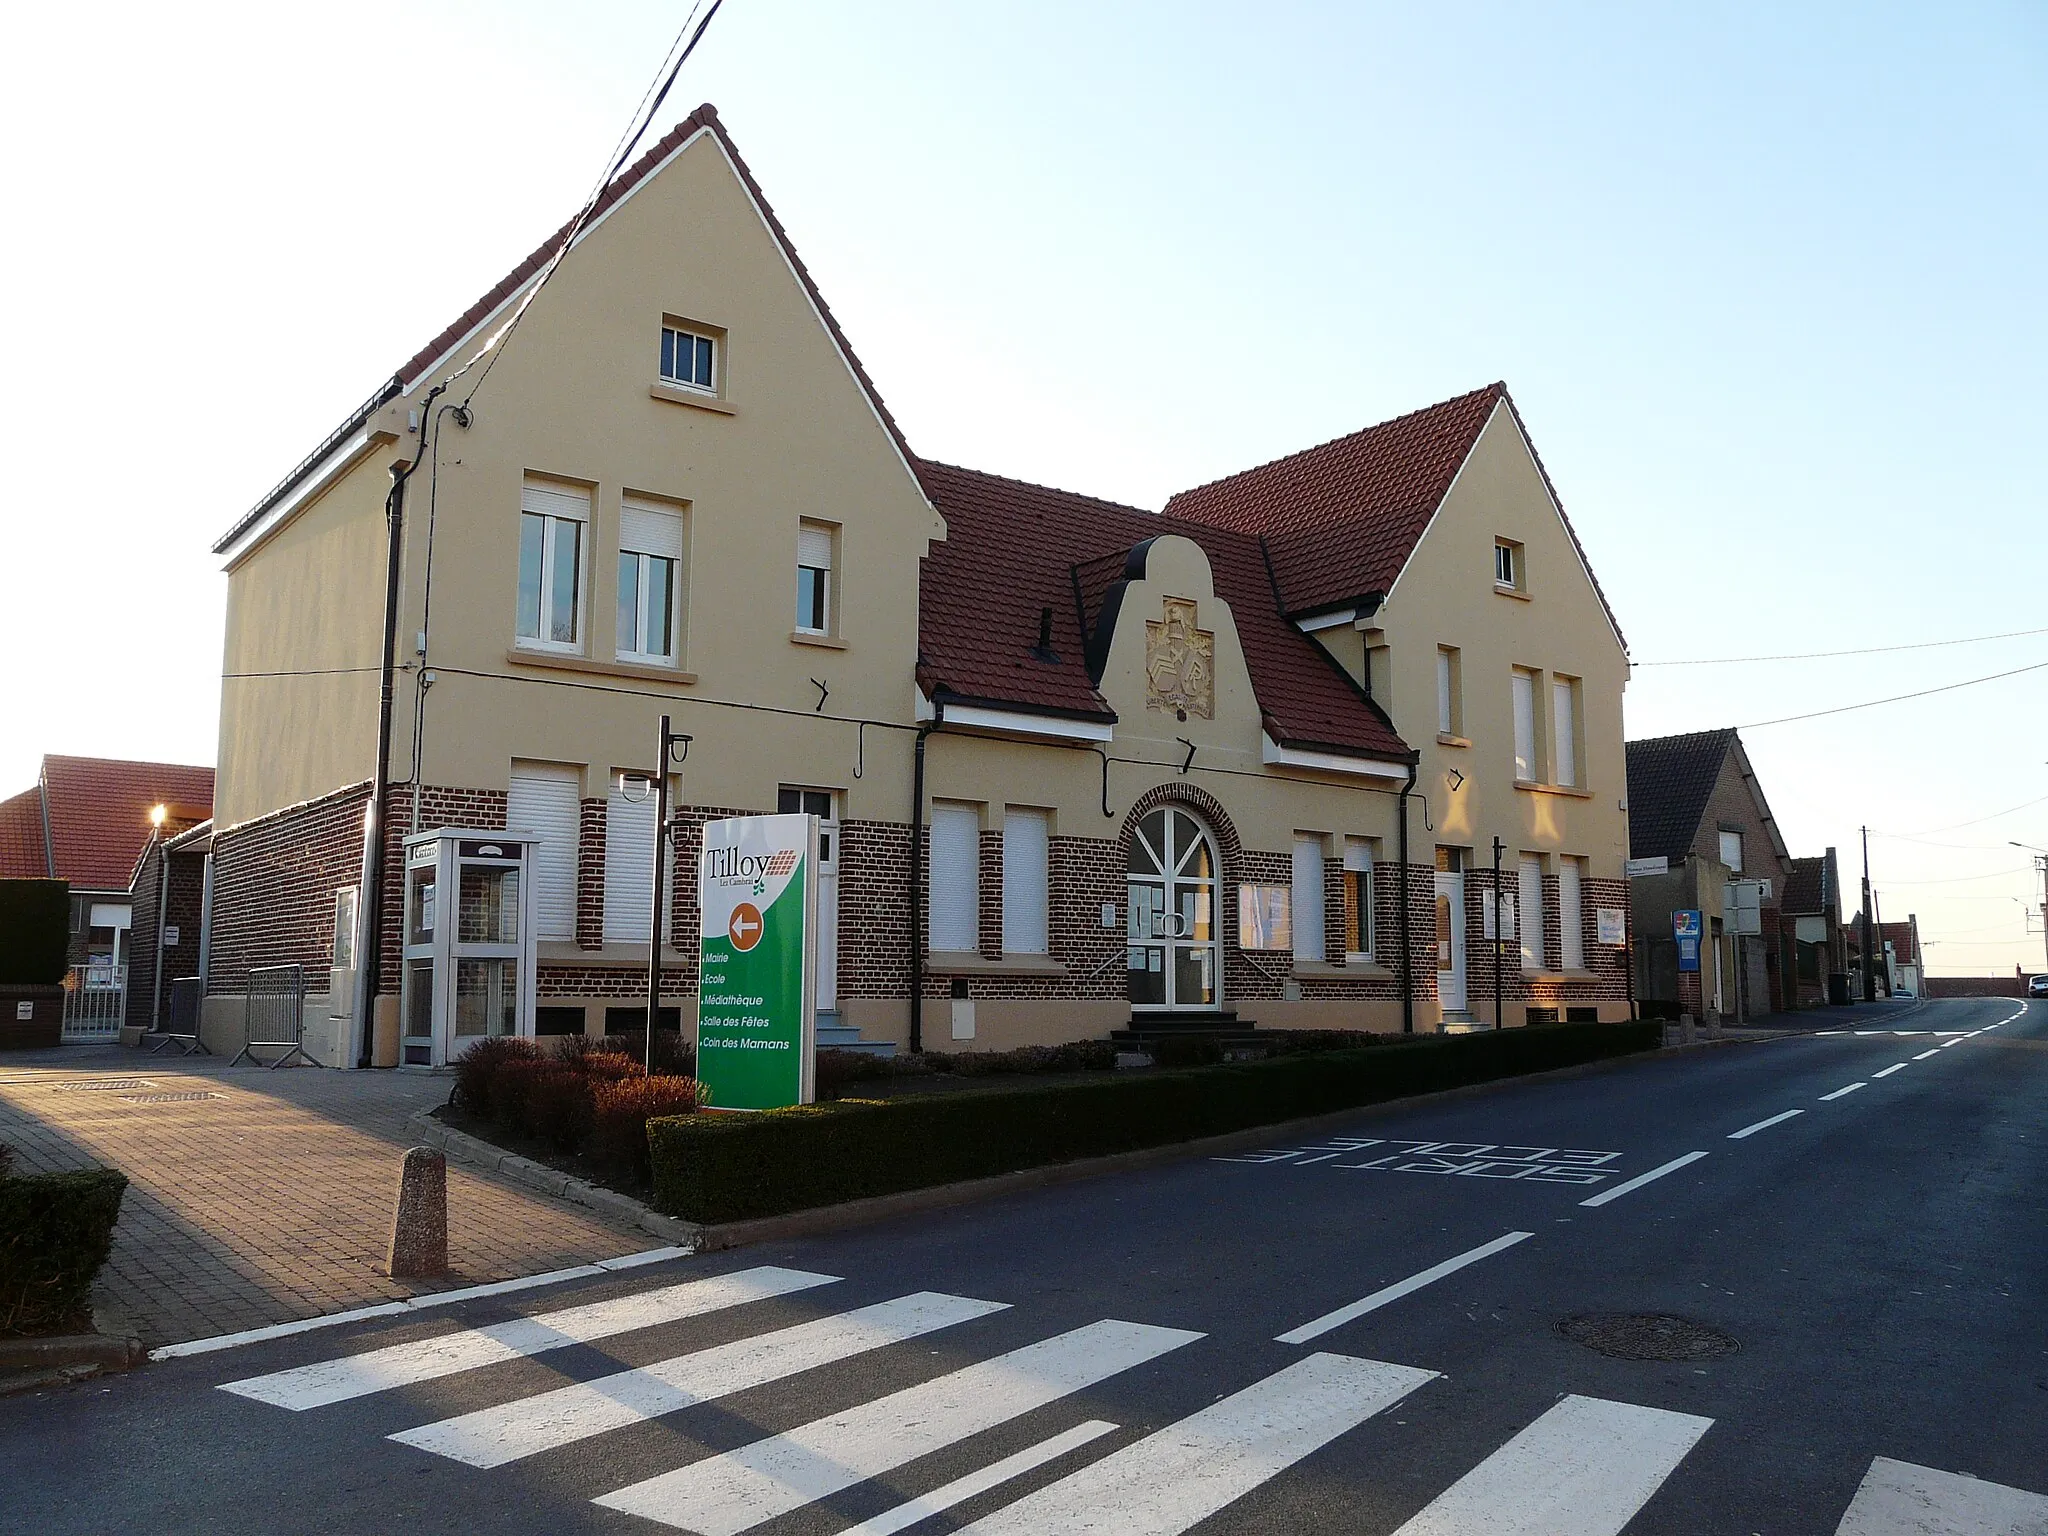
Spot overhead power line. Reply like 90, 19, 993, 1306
1870, 791, 2048, 842
1736, 658, 2048, 731
1638, 624, 2048, 667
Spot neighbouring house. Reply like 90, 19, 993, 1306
1623, 728, 1797, 1020
124, 818, 213, 1035
1778, 850, 1847, 1007
0, 755, 214, 1041
198, 103, 1635, 1068
1845, 915, 1924, 998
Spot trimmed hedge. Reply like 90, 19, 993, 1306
0, 880, 69, 986
1, 1167, 128, 1336
650, 1019, 1660, 1223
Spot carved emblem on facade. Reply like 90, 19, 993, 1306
1144, 597, 1215, 721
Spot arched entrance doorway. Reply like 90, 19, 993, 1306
1127, 806, 1221, 1010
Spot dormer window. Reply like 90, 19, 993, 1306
660, 324, 716, 391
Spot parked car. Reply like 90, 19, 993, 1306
2028, 974, 2048, 998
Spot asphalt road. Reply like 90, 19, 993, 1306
6, 996, 2043, 1535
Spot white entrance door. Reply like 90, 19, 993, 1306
780, 788, 838, 1014
1126, 807, 1221, 1010
1436, 871, 1467, 1012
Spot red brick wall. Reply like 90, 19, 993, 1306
124, 842, 207, 1029
576, 798, 606, 951
207, 782, 371, 994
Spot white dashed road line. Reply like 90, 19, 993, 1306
1729, 1110, 1804, 1140
1579, 1152, 1710, 1209
1820, 1084, 1866, 1102
1872, 1063, 1908, 1079
1912, 1049, 1942, 1061
1276, 1232, 1535, 1345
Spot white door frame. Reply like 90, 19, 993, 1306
1436, 870, 1467, 1012
1127, 807, 1222, 1011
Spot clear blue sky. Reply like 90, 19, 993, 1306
4, 1, 2043, 971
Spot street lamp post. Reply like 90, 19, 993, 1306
2012, 843, 2048, 978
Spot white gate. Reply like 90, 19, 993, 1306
61, 963, 127, 1042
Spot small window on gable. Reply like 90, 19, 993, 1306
660, 324, 716, 391
1495, 538, 1523, 590
1719, 829, 1744, 873
796, 521, 836, 636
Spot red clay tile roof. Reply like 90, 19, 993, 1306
31, 757, 214, 893
915, 461, 1410, 761
1165, 384, 1627, 649
218, 105, 919, 556
0, 787, 46, 879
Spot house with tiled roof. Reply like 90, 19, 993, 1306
196, 104, 1636, 1066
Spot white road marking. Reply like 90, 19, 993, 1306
953, 1353, 1439, 1536
221, 1265, 836, 1410
1872, 1063, 1909, 1079
1728, 1110, 1804, 1140
393, 1291, 1007, 1467
1387, 1394, 1714, 1536
152, 1246, 695, 1362
839, 1420, 1120, 1536
1913, 1049, 1943, 1061
1820, 1083, 1867, 1101
1275, 1232, 1534, 1345
592, 1319, 1203, 1535
1579, 1152, 1709, 1208
1940, 1038, 1966, 1049
1834, 1454, 2048, 1534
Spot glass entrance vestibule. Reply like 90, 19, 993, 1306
1126, 807, 1221, 1009
400, 829, 540, 1067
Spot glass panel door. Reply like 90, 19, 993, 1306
1127, 808, 1220, 1010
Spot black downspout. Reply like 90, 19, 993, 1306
1398, 761, 1416, 1035
907, 703, 944, 1054
355, 462, 410, 1067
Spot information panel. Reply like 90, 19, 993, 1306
696, 813, 817, 1110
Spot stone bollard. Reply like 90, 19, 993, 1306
387, 1147, 449, 1279
1679, 1012, 1696, 1047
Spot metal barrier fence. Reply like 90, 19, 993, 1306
150, 977, 209, 1055
60, 963, 127, 1042
231, 964, 317, 1069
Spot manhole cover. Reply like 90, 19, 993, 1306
118, 1091, 222, 1104
55, 1079, 155, 1092
1559, 1313, 1739, 1361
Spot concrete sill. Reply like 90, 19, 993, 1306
1494, 583, 1532, 601
649, 381, 736, 415
790, 631, 848, 650
506, 649, 697, 686
923, 953, 1070, 976
1294, 960, 1394, 980
1436, 733, 1471, 748
1524, 970, 1599, 983
1514, 779, 1593, 799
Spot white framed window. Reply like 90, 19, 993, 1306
660, 324, 716, 391
617, 498, 685, 664
796, 521, 836, 635
1559, 856, 1585, 970
507, 762, 580, 941
1551, 675, 1580, 787
1519, 855, 1546, 972
928, 802, 980, 953
1436, 646, 1462, 736
1719, 829, 1744, 873
603, 771, 659, 943
778, 786, 837, 865
516, 482, 589, 651
1494, 539, 1522, 588
1343, 838, 1375, 959
1292, 835, 1326, 964
1002, 809, 1050, 956
1512, 668, 1539, 781
332, 887, 358, 969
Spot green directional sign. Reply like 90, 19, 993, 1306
696, 813, 817, 1110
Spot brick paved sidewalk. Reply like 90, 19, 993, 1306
0, 1047, 648, 1347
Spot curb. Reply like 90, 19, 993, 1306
0, 1332, 145, 1395
404, 1109, 703, 1250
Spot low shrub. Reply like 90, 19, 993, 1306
603, 1031, 696, 1078
590, 1076, 707, 1187
815, 1048, 897, 1101
521, 1065, 595, 1152
487, 1057, 554, 1131
0, 1144, 13, 1177
553, 1033, 629, 1073
0, 1167, 127, 1336
1262, 1030, 1385, 1056
1147, 1034, 1224, 1069
649, 1020, 1661, 1224
451, 1036, 541, 1114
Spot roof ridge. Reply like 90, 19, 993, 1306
915, 458, 1157, 519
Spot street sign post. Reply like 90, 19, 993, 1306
1673, 908, 1703, 973
696, 813, 818, 1110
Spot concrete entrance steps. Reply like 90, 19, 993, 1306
815, 1013, 896, 1059
1110, 1010, 1262, 1050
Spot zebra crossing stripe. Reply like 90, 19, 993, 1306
1834, 1455, 2048, 1534
951, 1353, 1438, 1535
839, 1420, 1120, 1536
1387, 1394, 1713, 1536
591, 1318, 1204, 1535
391, 1291, 1008, 1468
220, 1265, 838, 1410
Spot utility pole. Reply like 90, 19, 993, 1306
1492, 835, 1505, 1031
2015, 843, 2048, 978
1860, 825, 1876, 1002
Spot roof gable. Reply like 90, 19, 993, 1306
1625, 729, 1737, 863
36, 756, 215, 892
0, 786, 47, 879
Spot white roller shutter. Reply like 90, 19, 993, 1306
1559, 856, 1585, 971
521, 482, 589, 522
1512, 671, 1537, 781
1519, 856, 1546, 972
1552, 678, 1578, 788
507, 765, 579, 941
604, 774, 657, 943
1002, 809, 1049, 955
928, 803, 980, 953
621, 500, 683, 559
797, 523, 835, 570
1292, 836, 1325, 964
